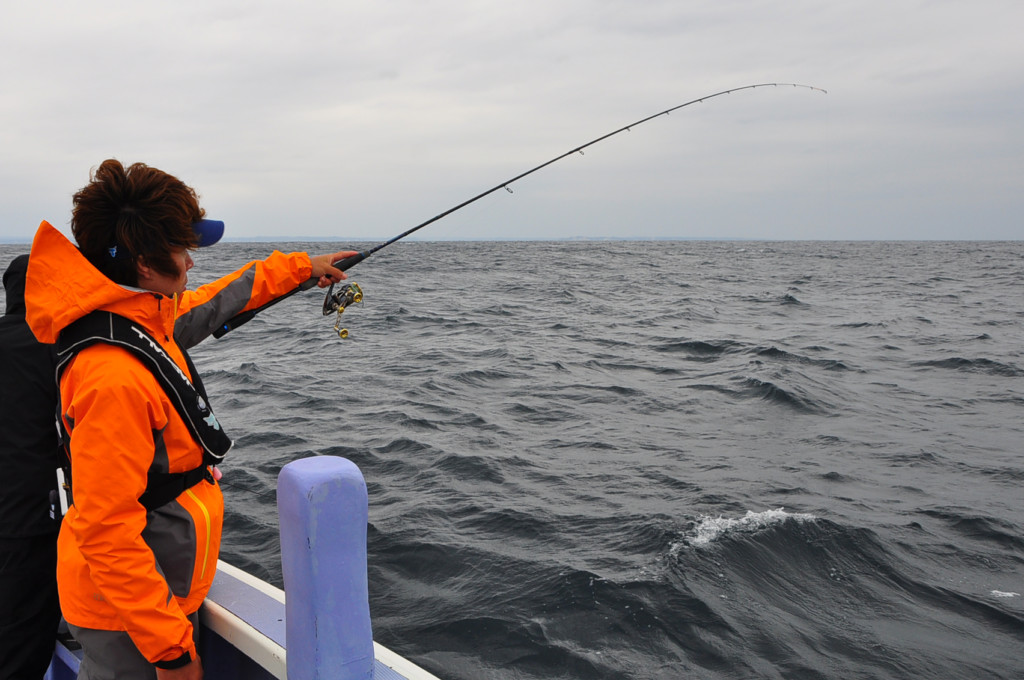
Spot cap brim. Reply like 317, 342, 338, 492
192, 219, 225, 247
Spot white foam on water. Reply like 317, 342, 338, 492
685, 508, 817, 548
990, 590, 1020, 599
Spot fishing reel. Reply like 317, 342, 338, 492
322, 282, 363, 339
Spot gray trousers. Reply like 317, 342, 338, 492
68, 612, 199, 680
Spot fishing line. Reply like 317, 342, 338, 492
213, 82, 826, 338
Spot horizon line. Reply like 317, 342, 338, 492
1, 235, 1021, 245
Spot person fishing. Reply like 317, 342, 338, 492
23, 158, 356, 679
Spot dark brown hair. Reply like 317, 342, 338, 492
71, 159, 204, 286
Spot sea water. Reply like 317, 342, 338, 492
4, 240, 1022, 679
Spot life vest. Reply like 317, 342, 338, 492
56, 310, 232, 511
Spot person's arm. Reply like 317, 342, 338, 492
173, 250, 356, 349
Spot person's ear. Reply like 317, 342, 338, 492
135, 255, 155, 284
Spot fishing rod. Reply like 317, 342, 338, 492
213, 82, 826, 339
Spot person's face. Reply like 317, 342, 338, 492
137, 248, 194, 297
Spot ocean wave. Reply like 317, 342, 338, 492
431, 453, 505, 484
675, 508, 818, 549
919, 509, 1024, 550
752, 345, 855, 371
735, 376, 829, 413
653, 339, 740, 356
915, 356, 1023, 377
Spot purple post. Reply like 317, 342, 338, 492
278, 456, 374, 679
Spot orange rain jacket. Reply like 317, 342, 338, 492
24, 221, 315, 667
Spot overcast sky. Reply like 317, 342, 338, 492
1, 1, 1020, 242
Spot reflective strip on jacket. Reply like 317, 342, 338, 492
24, 221, 313, 666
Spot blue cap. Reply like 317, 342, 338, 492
192, 219, 225, 247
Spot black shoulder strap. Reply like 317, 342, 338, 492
57, 311, 233, 511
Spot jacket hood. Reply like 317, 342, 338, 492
26, 221, 171, 344
3, 253, 29, 315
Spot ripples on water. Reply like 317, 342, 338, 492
5, 240, 1021, 679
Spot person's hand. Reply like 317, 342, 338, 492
156, 655, 203, 680
310, 251, 359, 288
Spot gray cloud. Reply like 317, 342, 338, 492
1, 0, 1021, 242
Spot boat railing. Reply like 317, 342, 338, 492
46, 456, 441, 680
